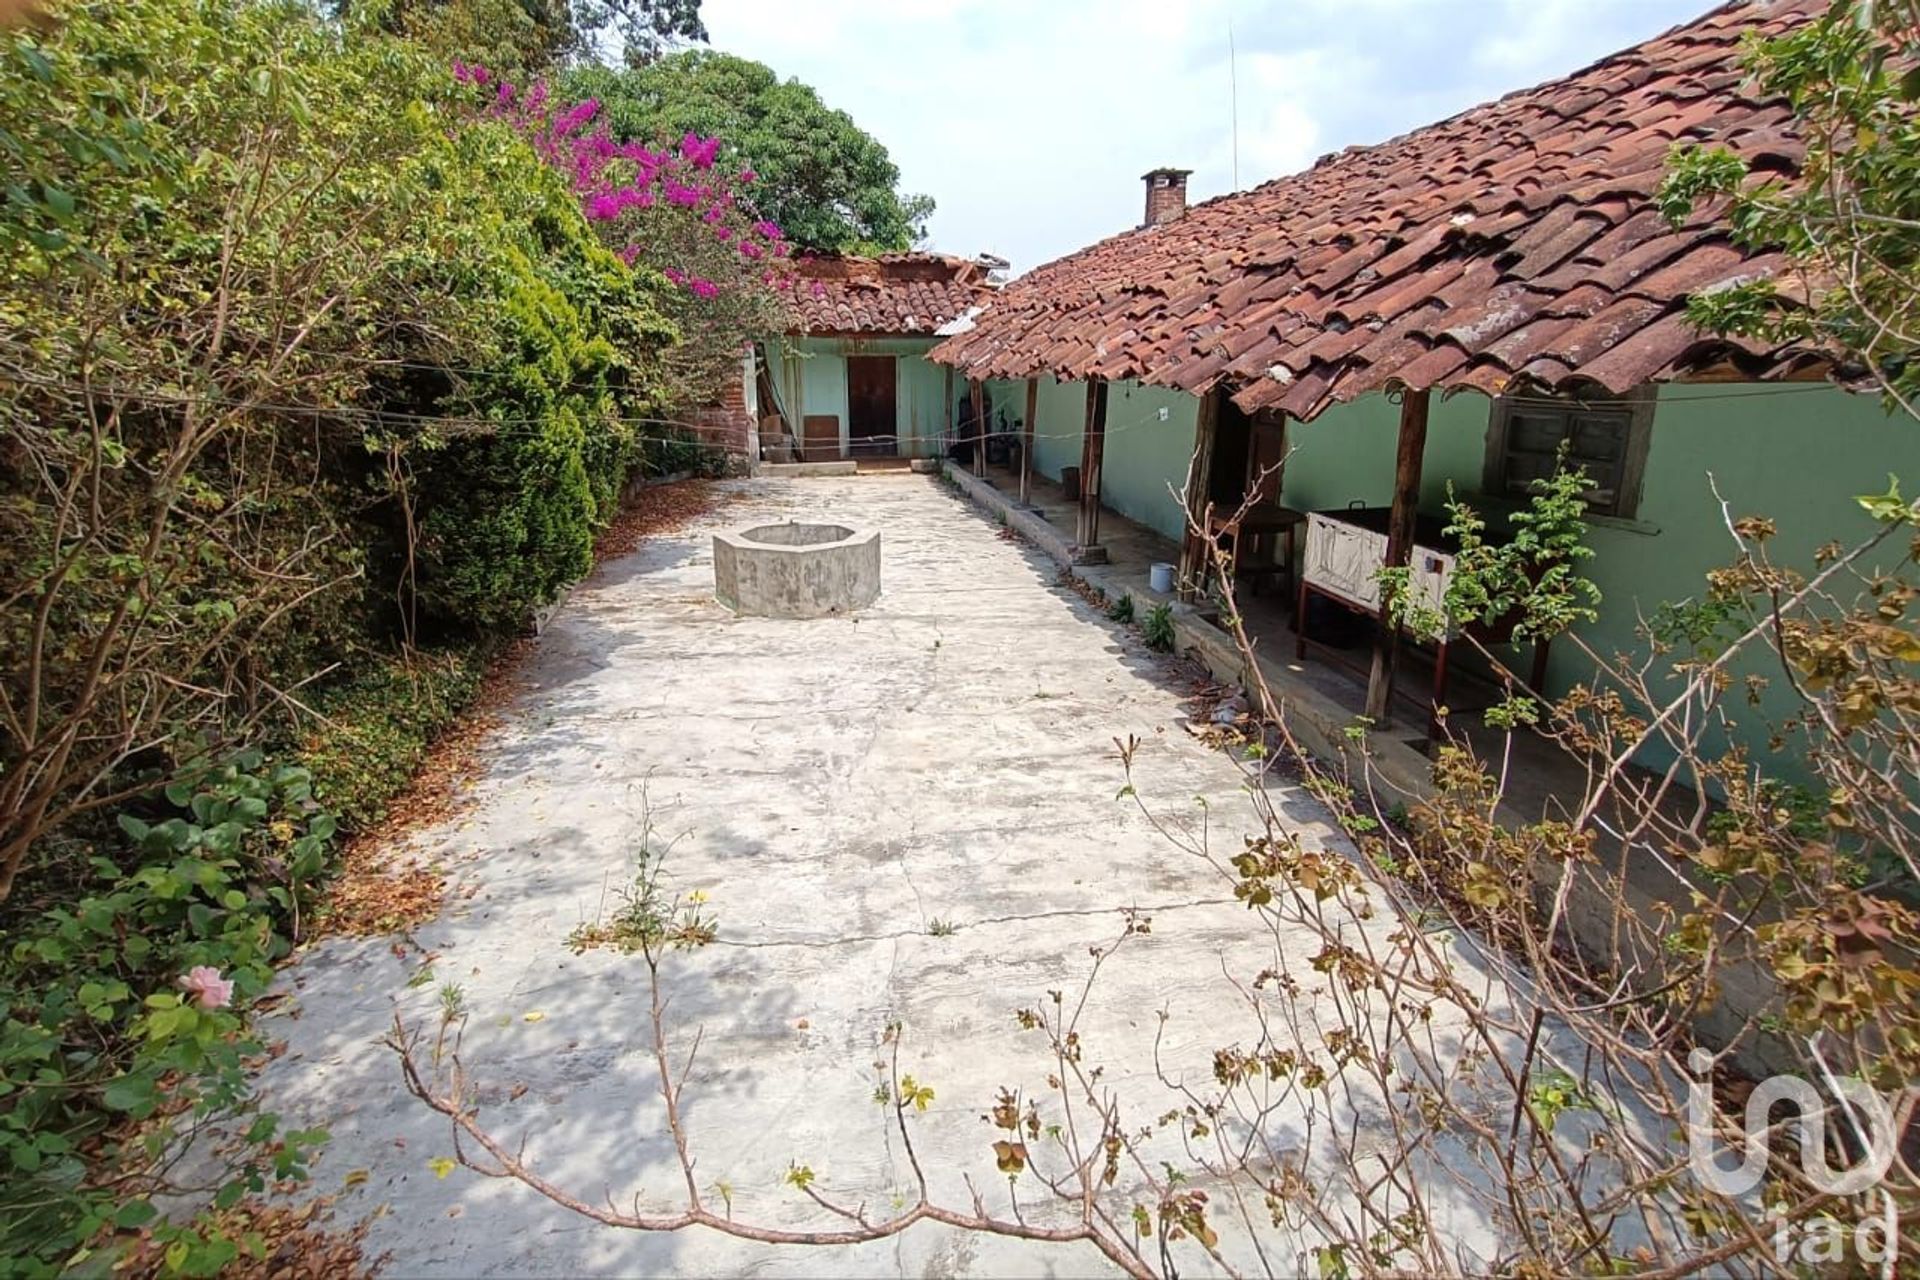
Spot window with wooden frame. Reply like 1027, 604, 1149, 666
1483, 387, 1654, 519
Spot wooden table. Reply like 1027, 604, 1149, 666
1204, 504, 1304, 598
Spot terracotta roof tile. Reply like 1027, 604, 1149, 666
790, 252, 989, 336
930, 0, 1827, 419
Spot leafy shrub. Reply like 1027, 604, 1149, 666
295, 647, 491, 833
1107, 593, 1136, 624
0, 0, 685, 891
0, 752, 336, 1275
1142, 602, 1176, 652
394, 137, 677, 630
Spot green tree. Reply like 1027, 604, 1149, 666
564, 50, 934, 252
337, 0, 706, 78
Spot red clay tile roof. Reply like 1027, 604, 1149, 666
930, 0, 1828, 420
790, 252, 989, 337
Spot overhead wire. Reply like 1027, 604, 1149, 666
0, 362, 1238, 455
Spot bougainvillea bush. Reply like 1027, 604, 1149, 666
456, 62, 797, 406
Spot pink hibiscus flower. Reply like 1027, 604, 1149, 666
177, 966, 234, 1010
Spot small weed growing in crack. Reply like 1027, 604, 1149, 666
569, 864, 715, 954
1107, 593, 1135, 624
1142, 602, 1176, 652
569, 787, 715, 954
927, 918, 959, 937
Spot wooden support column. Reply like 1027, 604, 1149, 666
1020, 377, 1037, 507
1177, 389, 1221, 601
969, 378, 986, 477
787, 350, 805, 455
1364, 388, 1431, 725
1077, 379, 1109, 549
943, 366, 955, 453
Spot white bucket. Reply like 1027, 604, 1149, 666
1149, 562, 1175, 594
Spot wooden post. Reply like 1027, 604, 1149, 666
790, 351, 805, 436
943, 365, 955, 449
1364, 388, 1431, 726
1020, 377, 1038, 506
1077, 379, 1109, 548
969, 378, 986, 477
1177, 390, 1220, 601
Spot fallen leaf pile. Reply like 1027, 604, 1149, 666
592, 477, 737, 565
116, 1197, 381, 1280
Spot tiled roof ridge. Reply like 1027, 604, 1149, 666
788, 249, 992, 336
1287, 0, 1765, 176
934, 0, 1830, 419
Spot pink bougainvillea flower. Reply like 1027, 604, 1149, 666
585, 192, 621, 221
689, 278, 720, 299
177, 966, 234, 1011
715, 225, 733, 241
702, 206, 724, 224
617, 244, 642, 266
753, 219, 783, 240
664, 267, 686, 284
679, 132, 723, 169
738, 168, 756, 183
554, 99, 599, 135
740, 240, 763, 260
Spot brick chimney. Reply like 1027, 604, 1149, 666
1142, 168, 1192, 227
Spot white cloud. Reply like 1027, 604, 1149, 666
699, 0, 1704, 275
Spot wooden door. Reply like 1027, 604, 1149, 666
1247, 414, 1287, 504
845, 356, 898, 457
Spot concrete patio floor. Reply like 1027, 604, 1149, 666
251, 472, 1362, 1277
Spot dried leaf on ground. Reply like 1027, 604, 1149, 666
593, 478, 739, 565
320, 481, 733, 937
116, 1196, 382, 1280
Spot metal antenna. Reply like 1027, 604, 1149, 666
1228, 17, 1241, 189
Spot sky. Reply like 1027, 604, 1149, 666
701, 0, 1711, 275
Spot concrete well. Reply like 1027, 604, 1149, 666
712, 521, 881, 618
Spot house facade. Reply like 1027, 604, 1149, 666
760, 253, 990, 462
932, 0, 1912, 779
986, 374, 1920, 748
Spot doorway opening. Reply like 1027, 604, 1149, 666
846, 355, 899, 457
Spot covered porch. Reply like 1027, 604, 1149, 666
946, 450, 1596, 829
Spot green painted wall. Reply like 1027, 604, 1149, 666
1027, 375, 1087, 480
1575, 385, 1920, 770
1009, 376, 1198, 541
1014, 375, 1919, 780
1097, 383, 1200, 540
1276, 392, 1490, 515
1284, 383, 1920, 780
766, 336, 953, 457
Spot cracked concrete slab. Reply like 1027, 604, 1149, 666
253, 474, 1355, 1277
